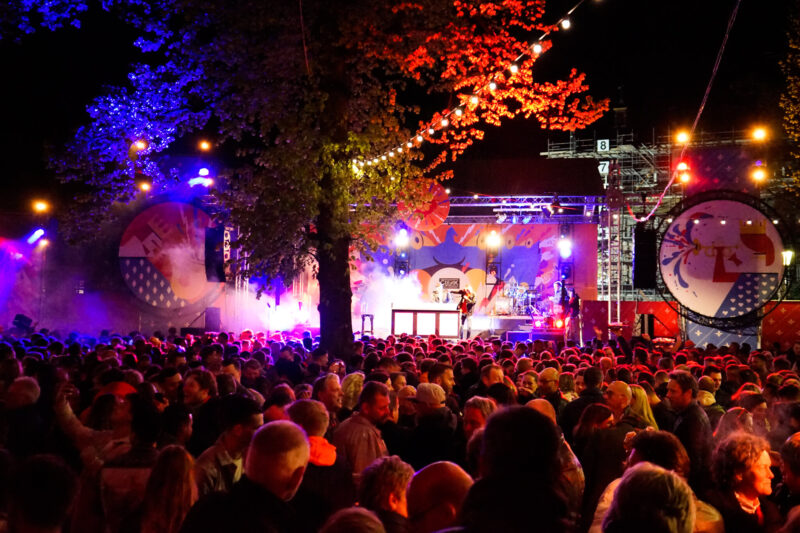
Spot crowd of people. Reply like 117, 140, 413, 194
2, 324, 800, 532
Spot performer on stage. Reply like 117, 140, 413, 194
451, 286, 476, 339
567, 288, 581, 344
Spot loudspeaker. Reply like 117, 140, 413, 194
633, 224, 658, 289
636, 313, 655, 337
205, 225, 226, 282
205, 307, 221, 331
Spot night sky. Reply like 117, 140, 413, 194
0, 0, 789, 213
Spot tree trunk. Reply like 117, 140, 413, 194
316, 230, 354, 358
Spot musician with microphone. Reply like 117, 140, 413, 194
451, 285, 476, 339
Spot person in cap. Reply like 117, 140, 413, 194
407, 383, 461, 469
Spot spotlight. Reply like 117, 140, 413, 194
752, 168, 767, 182
26, 228, 45, 245
679, 172, 691, 184
32, 200, 49, 214
132, 139, 148, 151
198, 140, 212, 151
445, 188, 451, 194
555, 319, 564, 328
676, 161, 689, 171
198, 167, 210, 176
138, 182, 152, 192
473, 194, 479, 199
675, 131, 690, 144
394, 228, 410, 248
38, 239, 49, 248
486, 230, 502, 249
752, 127, 768, 141
557, 238, 572, 259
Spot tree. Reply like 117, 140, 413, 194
782, 3, 800, 187
7, 0, 607, 355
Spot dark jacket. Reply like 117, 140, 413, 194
706, 490, 782, 533
407, 406, 461, 470
558, 387, 605, 445
180, 475, 312, 533
542, 390, 569, 418
186, 398, 222, 457
375, 509, 411, 533
672, 401, 713, 496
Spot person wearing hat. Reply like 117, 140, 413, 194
407, 383, 461, 470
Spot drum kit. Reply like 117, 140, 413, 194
494, 281, 540, 316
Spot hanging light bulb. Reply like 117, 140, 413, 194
470, 95, 479, 105
509, 63, 519, 74
416, 135, 423, 143
454, 107, 463, 117
561, 18, 571, 29
441, 118, 449, 127
428, 127, 435, 135
532, 43, 543, 54
489, 81, 497, 90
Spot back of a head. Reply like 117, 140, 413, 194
358, 455, 414, 513
219, 394, 262, 432
481, 406, 559, 482
9, 455, 77, 531
629, 430, 690, 479
141, 445, 196, 532
782, 432, 800, 478
408, 461, 473, 533
287, 399, 330, 437
584, 366, 604, 389
603, 462, 695, 533
245, 421, 310, 501
321, 507, 386, 533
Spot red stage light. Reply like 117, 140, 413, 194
555, 319, 564, 328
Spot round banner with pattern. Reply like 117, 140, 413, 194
119, 202, 222, 309
659, 199, 785, 319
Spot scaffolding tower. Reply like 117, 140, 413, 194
541, 129, 770, 312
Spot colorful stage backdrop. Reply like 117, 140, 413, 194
351, 223, 598, 332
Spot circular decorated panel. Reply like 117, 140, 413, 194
119, 202, 221, 309
659, 199, 784, 319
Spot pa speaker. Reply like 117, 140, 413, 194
633, 224, 658, 289
205, 225, 226, 282
205, 307, 221, 332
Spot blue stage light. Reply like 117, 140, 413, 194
26, 229, 45, 245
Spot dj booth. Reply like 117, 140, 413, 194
391, 303, 461, 338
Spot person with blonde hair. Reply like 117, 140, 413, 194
340, 372, 365, 421
629, 384, 658, 430
134, 445, 197, 533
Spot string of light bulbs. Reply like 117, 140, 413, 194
351, 0, 592, 174
625, 0, 742, 223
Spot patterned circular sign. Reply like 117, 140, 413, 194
659, 199, 784, 319
119, 202, 222, 309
